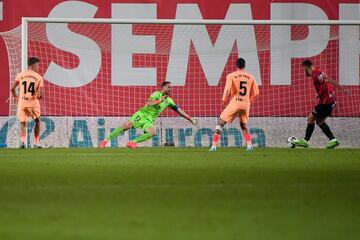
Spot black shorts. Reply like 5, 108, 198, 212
312, 103, 336, 118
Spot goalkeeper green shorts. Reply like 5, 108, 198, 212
129, 111, 155, 132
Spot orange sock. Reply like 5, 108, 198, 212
212, 133, 220, 146
20, 134, 26, 143
34, 135, 40, 144
244, 133, 252, 146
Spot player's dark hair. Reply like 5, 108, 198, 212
28, 57, 40, 66
302, 60, 313, 67
161, 81, 171, 88
236, 58, 246, 69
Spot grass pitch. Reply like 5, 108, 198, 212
0, 148, 360, 240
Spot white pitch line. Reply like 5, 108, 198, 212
1, 182, 359, 190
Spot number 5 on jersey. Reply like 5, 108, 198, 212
239, 81, 247, 96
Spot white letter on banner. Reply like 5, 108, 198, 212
45, 1, 101, 87
166, 4, 261, 86
339, 4, 360, 85
270, 3, 329, 85
111, 4, 156, 86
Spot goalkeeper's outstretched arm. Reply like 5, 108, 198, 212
172, 106, 198, 126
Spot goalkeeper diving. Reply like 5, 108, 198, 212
99, 81, 198, 149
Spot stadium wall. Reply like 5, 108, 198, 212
1, 117, 359, 148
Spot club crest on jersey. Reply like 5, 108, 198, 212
318, 73, 325, 80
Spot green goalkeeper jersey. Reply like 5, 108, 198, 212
138, 91, 177, 122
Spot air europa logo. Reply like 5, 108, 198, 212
41, 1, 359, 88
0, 117, 266, 147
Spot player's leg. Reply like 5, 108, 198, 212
33, 118, 41, 148
293, 110, 317, 148
17, 105, 28, 148
99, 120, 133, 148
210, 103, 239, 151
240, 122, 253, 151
19, 122, 26, 149
238, 107, 253, 151
316, 116, 339, 149
239, 110, 253, 151
127, 125, 156, 149
126, 112, 156, 148
106, 121, 133, 141
31, 105, 42, 148
209, 118, 227, 151
305, 113, 316, 142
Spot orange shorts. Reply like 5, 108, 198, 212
220, 101, 250, 124
17, 103, 41, 122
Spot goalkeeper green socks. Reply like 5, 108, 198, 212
132, 132, 153, 143
105, 127, 124, 141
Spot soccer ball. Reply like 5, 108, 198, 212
287, 136, 298, 148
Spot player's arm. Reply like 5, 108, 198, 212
10, 80, 19, 100
325, 77, 349, 94
171, 106, 198, 126
250, 79, 259, 104
146, 91, 167, 106
37, 86, 43, 100
146, 95, 167, 106
167, 98, 198, 125
222, 75, 232, 106
10, 77, 20, 102
37, 78, 44, 100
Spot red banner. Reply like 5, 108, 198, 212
0, 0, 359, 117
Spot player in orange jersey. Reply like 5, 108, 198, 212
11, 57, 44, 148
210, 58, 259, 152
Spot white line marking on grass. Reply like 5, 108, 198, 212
1, 182, 360, 190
